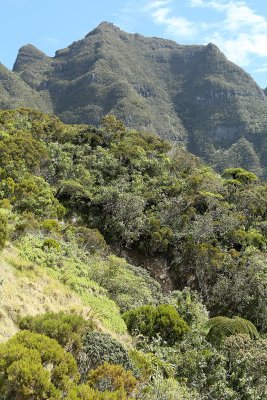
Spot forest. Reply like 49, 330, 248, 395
0, 108, 266, 399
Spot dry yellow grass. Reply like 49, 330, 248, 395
0, 245, 89, 341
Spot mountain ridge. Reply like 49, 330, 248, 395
0, 22, 267, 175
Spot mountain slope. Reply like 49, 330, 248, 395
1, 21, 267, 174
0, 62, 52, 113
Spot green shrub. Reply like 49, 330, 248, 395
65, 225, 106, 254
222, 334, 267, 398
19, 311, 93, 354
206, 316, 258, 346
42, 238, 61, 251
0, 330, 79, 399
41, 219, 61, 235
67, 385, 127, 399
223, 168, 258, 184
123, 304, 189, 345
12, 212, 40, 238
0, 198, 11, 209
79, 331, 132, 380
138, 371, 198, 400
88, 362, 137, 395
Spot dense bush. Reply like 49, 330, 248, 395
123, 304, 189, 345
222, 334, 267, 399
206, 316, 258, 346
88, 362, 137, 395
19, 311, 92, 354
0, 330, 79, 399
64, 225, 107, 254
79, 331, 132, 380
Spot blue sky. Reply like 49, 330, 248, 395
1, 0, 267, 87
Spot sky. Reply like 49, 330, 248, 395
1, 0, 267, 87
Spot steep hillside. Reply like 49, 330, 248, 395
0, 62, 52, 113
0, 109, 266, 398
0, 22, 266, 175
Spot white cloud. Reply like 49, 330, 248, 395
189, 0, 205, 6
144, 0, 267, 68
144, 0, 172, 10
254, 63, 267, 73
148, 0, 197, 38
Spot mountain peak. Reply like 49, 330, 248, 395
13, 44, 48, 72
86, 21, 121, 37
206, 43, 220, 51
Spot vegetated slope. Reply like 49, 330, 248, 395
1, 22, 266, 175
0, 108, 266, 398
0, 108, 266, 329
0, 62, 52, 113
0, 246, 86, 341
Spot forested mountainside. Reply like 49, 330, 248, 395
0, 108, 266, 399
0, 22, 267, 176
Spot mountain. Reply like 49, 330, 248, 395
1, 21, 267, 175
0, 62, 52, 112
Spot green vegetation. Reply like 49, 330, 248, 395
0, 330, 79, 399
80, 332, 132, 379
206, 316, 259, 346
0, 108, 266, 398
19, 311, 93, 353
124, 304, 189, 345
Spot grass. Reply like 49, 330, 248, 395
0, 245, 85, 341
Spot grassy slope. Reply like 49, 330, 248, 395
0, 245, 86, 341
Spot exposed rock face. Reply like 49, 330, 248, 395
1, 22, 267, 174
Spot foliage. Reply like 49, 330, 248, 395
64, 225, 106, 254
67, 385, 128, 400
223, 168, 258, 185
18, 234, 128, 334
123, 304, 189, 345
19, 311, 92, 354
138, 371, 198, 400
0, 108, 265, 398
206, 316, 259, 346
222, 334, 267, 399
0, 330, 79, 399
88, 362, 137, 395
0, 211, 8, 250
79, 332, 132, 380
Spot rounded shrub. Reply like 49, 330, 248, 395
0, 330, 79, 399
206, 316, 259, 346
19, 311, 93, 354
79, 331, 132, 380
42, 237, 61, 251
88, 362, 137, 395
123, 304, 189, 345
